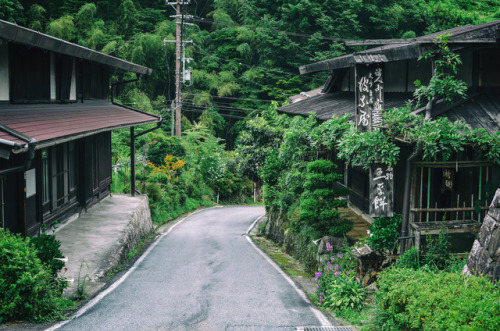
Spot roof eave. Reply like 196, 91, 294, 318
300, 20, 500, 75
0, 20, 152, 75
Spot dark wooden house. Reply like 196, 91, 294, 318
0, 20, 161, 236
278, 20, 500, 251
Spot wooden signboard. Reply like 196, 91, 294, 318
355, 64, 384, 132
442, 168, 454, 191
369, 164, 394, 218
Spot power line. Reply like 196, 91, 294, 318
191, 16, 349, 43
182, 93, 276, 103
192, 43, 294, 96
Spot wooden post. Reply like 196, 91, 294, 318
130, 127, 135, 197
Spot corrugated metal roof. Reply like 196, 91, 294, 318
0, 20, 152, 75
440, 94, 500, 135
0, 101, 161, 148
300, 20, 500, 74
278, 92, 414, 121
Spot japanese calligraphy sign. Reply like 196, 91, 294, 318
355, 64, 384, 132
369, 164, 394, 218
442, 168, 455, 191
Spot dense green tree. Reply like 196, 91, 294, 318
26, 4, 46, 31
0, 0, 25, 24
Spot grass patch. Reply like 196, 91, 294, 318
252, 236, 312, 279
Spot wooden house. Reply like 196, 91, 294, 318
0, 20, 161, 236
278, 20, 500, 252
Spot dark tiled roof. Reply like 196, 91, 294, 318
300, 20, 500, 74
440, 94, 500, 135
0, 101, 160, 148
278, 92, 414, 121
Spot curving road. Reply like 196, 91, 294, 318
49, 206, 328, 331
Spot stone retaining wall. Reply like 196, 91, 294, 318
113, 195, 154, 272
463, 189, 500, 281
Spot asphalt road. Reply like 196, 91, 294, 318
49, 206, 328, 331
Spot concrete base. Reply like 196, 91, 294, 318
55, 194, 154, 298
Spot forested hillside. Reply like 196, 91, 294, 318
1, 0, 498, 218
2, 0, 498, 139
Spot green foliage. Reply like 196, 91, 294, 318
145, 133, 186, 166
396, 247, 420, 270
373, 267, 500, 330
27, 4, 46, 31
30, 233, 65, 277
316, 245, 365, 313
298, 160, 351, 236
415, 34, 468, 104
0, 229, 73, 323
0, 0, 25, 24
422, 226, 451, 271
46, 15, 75, 41
324, 275, 367, 311
368, 214, 402, 251
338, 127, 400, 170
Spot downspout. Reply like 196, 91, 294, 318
110, 74, 140, 197
110, 74, 164, 196
110, 74, 141, 104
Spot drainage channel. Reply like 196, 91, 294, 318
296, 327, 355, 331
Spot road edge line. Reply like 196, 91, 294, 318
45, 206, 221, 331
245, 216, 332, 327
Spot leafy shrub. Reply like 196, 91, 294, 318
146, 134, 185, 166
422, 226, 450, 270
396, 247, 420, 270
373, 267, 500, 330
369, 214, 402, 251
0, 229, 73, 323
324, 275, 366, 311
316, 242, 364, 312
30, 233, 65, 277
298, 160, 351, 236
145, 182, 163, 203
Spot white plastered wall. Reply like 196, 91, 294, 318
0, 41, 9, 101
70, 59, 76, 100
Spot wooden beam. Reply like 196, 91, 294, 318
412, 160, 494, 168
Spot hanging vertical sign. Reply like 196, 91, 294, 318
355, 64, 384, 132
369, 164, 394, 218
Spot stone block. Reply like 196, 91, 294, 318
489, 207, 500, 222
318, 236, 346, 254
478, 215, 497, 247
476, 245, 492, 276
491, 262, 500, 281
488, 227, 500, 259
467, 240, 482, 272
489, 189, 500, 209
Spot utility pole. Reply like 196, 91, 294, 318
166, 1, 191, 137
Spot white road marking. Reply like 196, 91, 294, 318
45, 207, 220, 331
245, 216, 332, 327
